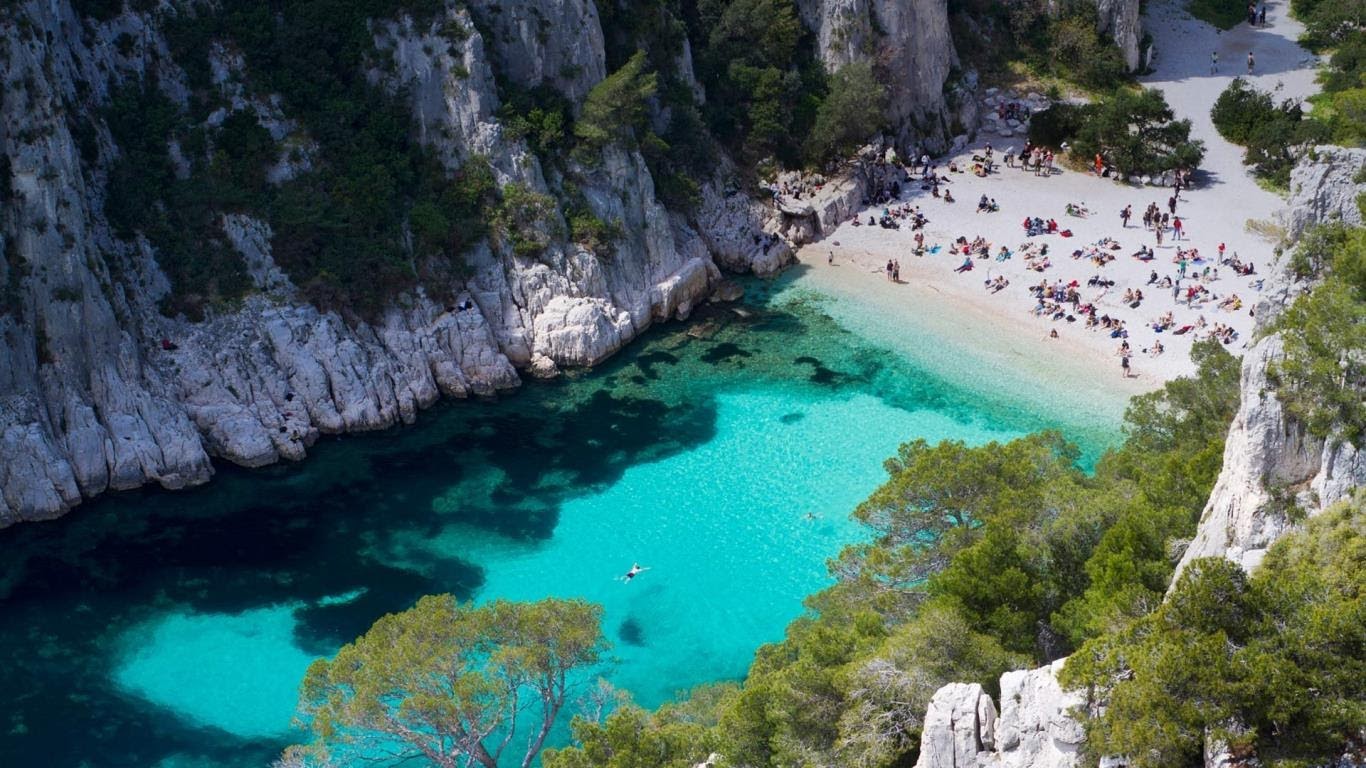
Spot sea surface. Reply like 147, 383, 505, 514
0, 271, 1121, 767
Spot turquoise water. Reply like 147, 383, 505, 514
0, 276, 1118, 766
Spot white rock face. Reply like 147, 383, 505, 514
0, 0, 784, 523
914, 661, 1082, 768
914, 683, 998, 768
1096, 0, 1143, 71
467, 0, 607, 103
795, 0, 958, 151
1280, 146, 1366, 238
994, 660, 1085, 768
1174, 148, 1366, 580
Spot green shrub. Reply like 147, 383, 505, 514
575, 51, 658, 154
1062, 496, 1366, 768
1294, 0, 1365, 49
104, 83, 254, 320
1027, 102, 1087, 147
803, 61, 888, 163
498, 83, 571, 159
1270, 226, 1366, 442
1048, 14, 1128, 88
1213, 78, 1331, 188
1211, 78, 1274, 143
1071, 87, 1205, 175
492, 183, 562, 259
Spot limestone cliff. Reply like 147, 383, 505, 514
913, 660, 1085, 768
794, 0, 959, 151
1097, 0, 1143, 72
0, 0, 787, 523
1172, 146, 1366, 578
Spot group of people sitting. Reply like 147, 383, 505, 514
977, 195, 1000, 213
1023, 217, 1061, 236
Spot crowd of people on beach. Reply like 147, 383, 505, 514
821, 143, 1259, 378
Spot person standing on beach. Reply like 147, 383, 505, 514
828, 250, 834, 265
1173, 216, 1184, 240
1248, 51, 1255, 74
1156, 226, 1165, 246
1168, 195, 1178, 215
1121, 205, 1132, 227
1211, 50, 1219, 73
1259, 6, 1266, 24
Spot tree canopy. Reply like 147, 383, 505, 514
1072, 88, 1206, 175
1062, 494, 1366, 768
291, 596, 607, 768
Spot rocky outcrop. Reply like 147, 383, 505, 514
914, 660, 1084, 768
1173, 148, 1366, 579
914, 683, 998, 768
0, 0, 784, 524
1097, 0, 1142, 72
467, 0, 607, 103
795, 0, 958, 151
1281, 146, 1366, 237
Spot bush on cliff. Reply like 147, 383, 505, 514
803, 61, 889, 164
1062, 495, 1366, 768
1269, 225, 1366, 443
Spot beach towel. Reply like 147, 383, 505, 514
1060, 230, 1073, 237
1173, 325, 1194, 335
929, 245, 943, 254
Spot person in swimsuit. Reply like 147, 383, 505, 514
622, 563, 650, 583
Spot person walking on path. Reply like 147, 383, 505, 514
1211, 50, 1218, 74
1247, 51, 1255, 74
1173, 216, 1184, 240
1168, 195, 1178, 215
1259, 6, 1266, 24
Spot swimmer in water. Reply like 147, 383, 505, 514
803, 511, 820, 521
621, 563, 649, 583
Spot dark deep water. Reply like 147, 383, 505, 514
0, 276, 1116, 767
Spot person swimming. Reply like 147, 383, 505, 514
621, 563, 650, 583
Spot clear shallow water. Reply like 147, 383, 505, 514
0, 277, 1118, 767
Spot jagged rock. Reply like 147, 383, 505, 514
1096, 0, 1142, 71
0, 0, 785, 523
712, 280, 744, 303
527, 353, 560, 379
914, 660, 1083, 768
995, 660, 1084, 768
1174, 149, 1366, 579
467, 0, 607, 103
794, 0, 958, 151
914, 683, 998, 768
1280, 146, 1366, 237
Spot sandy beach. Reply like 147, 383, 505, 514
792, 0, 1318, 395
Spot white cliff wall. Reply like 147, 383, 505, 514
1173, 146, 1366, 579
1097, 0, 1143, 72
795, 0, 958, 151
0, 0, 784, 524
914, 660, 1085, 768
